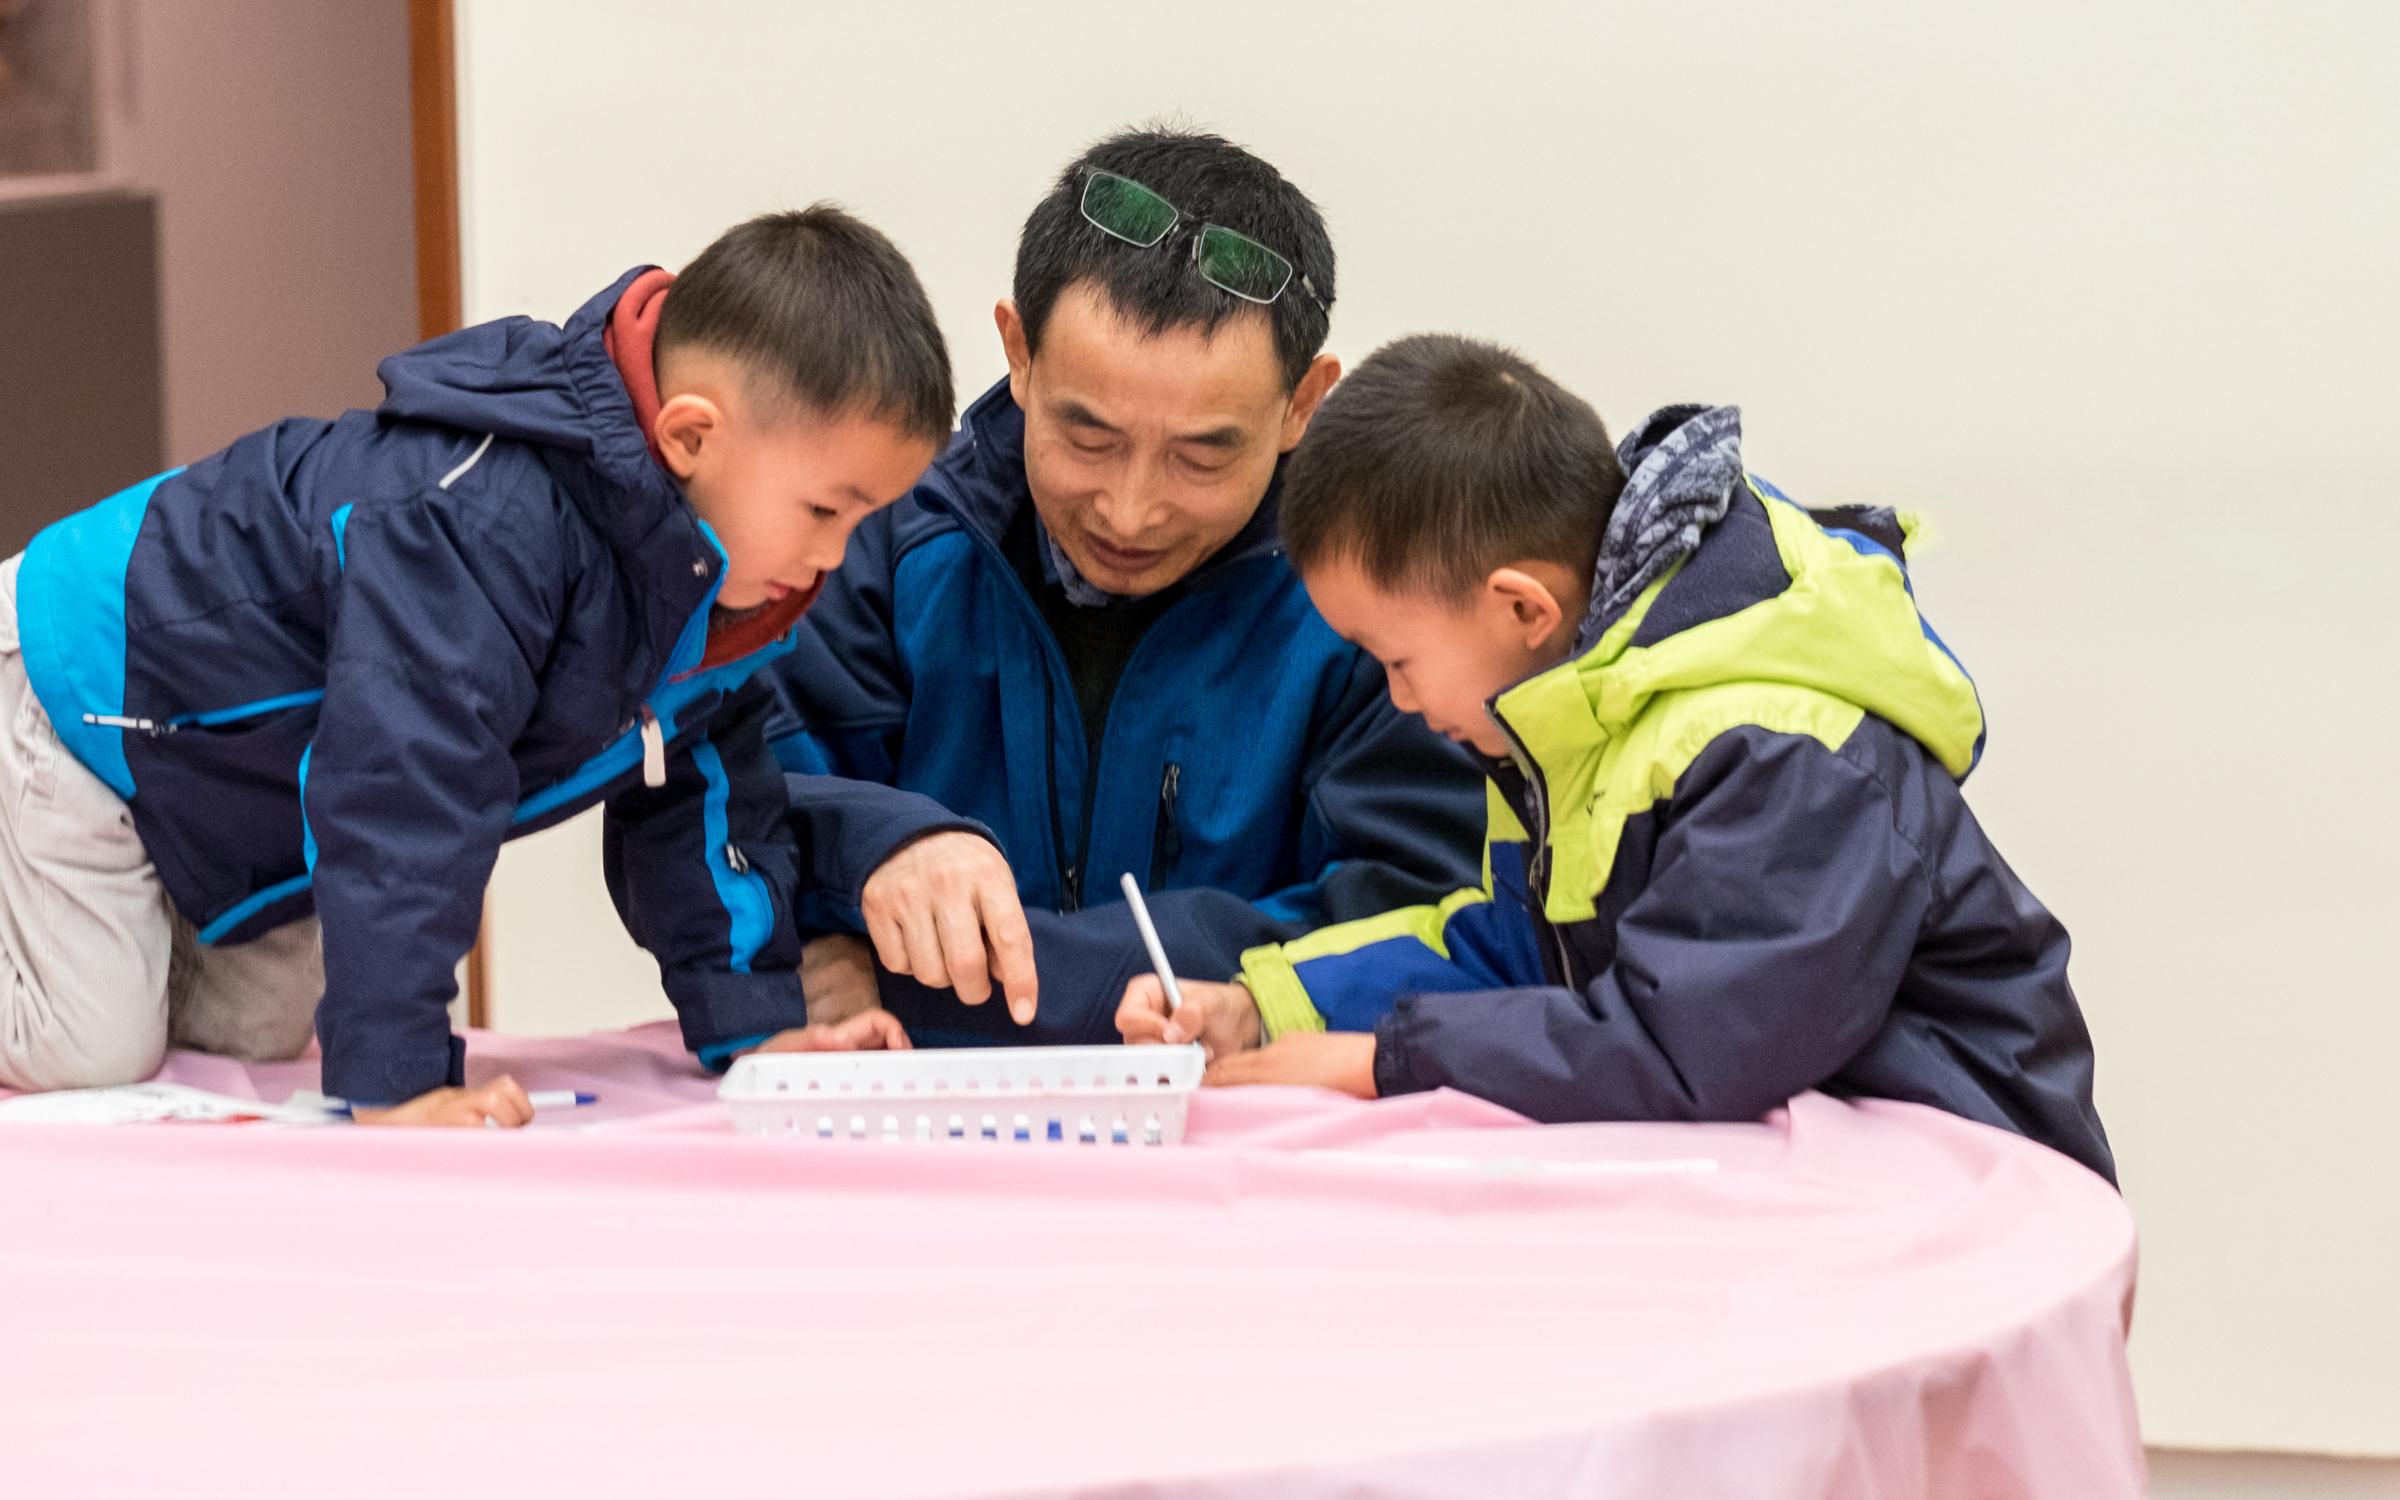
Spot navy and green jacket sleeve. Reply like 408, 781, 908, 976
306, 494, 553, 1106
1242, 730, 1928, 1126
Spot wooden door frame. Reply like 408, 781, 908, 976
407, 0, 487, 1028
408, 0, 461, 345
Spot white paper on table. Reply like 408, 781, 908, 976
0, 1082, 341, 1126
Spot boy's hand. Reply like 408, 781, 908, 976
1116, 976, 1262, 1061
1203, 1032, 1377, 1098
754, 1009, 913, 1053
861, 832, 1038, 1024
800, 934, 881, 1026
351, 1075, 535, 1128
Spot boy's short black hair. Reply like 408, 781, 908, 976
659, 204, 954, 444
1281, 335, 1625, 598
1014, 125, 1334, 390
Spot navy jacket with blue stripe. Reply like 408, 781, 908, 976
763, 380, 1489, 1044
16, 269, 852, 1104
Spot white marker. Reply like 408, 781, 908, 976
329, 1089, 595, 1119
1118, 872, 1185, 1016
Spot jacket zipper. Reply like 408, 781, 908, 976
931, 514, 1087, 911
1149, 761, 1183, 888
84, 713, 167, 735
84, 688, 329, 739
1491, 708, 1576, 987
1041, 666, 1081, 911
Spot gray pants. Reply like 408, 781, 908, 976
0, 553, 320, 1091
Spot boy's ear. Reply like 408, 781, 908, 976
1484, 565, 1574, 652
1278, 354, 1343, 453
994, 299, 1033, 410
653, 392, 722, 480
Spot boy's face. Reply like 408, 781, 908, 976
663, 386, 935, 610
997, 282, 1337, 598
1303, 555, 1581, 759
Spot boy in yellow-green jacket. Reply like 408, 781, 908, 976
1117, 334, 2112, 1183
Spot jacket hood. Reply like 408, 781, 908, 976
1498, 403, 1985, 785
375, 267, 686, 563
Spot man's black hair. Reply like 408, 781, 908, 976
660, 204, 954, 444
1013, 126, 1334, 390
1280, 334, 1624, 597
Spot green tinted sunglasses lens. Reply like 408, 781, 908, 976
1195, 225, 1295, 304
1081, 172, 1179, 248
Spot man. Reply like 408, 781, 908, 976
767, 126, 1486, 1043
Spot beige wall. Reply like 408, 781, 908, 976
2149, 1450, 2400, 1500
114, 0, 417, 463
452, 0, 2400, 1452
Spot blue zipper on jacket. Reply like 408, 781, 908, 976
82, 688, 328, 738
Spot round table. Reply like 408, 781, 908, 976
0, 1028, 2141, 1498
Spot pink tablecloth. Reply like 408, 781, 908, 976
0, 1026, 2141, 1498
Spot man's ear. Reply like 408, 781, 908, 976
1484, 565, 1571, 652
1279, 354, 1343, 452
995, 299, 1033, 410
653, 392, 722, 481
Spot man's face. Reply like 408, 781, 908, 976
1001, 282, 1321, 598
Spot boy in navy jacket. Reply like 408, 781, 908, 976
0, 207, 969, 1124
1120, 335, 2113, 1182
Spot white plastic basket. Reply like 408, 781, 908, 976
719, 1044, 1206, 1147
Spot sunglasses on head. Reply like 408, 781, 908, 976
1079, 170, 1329, 313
